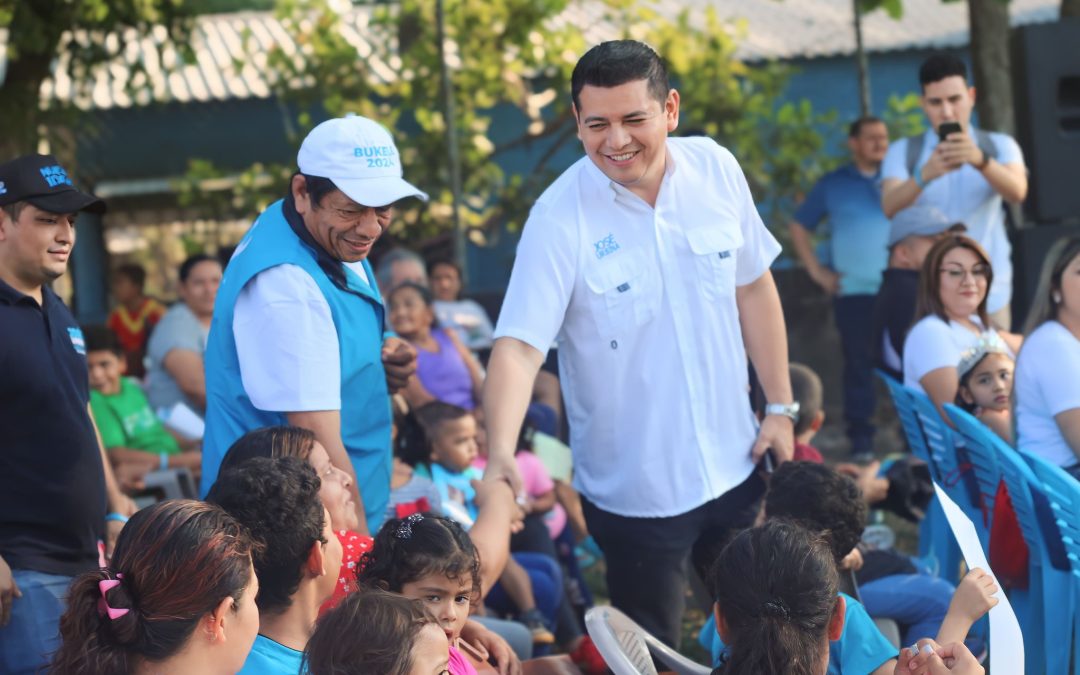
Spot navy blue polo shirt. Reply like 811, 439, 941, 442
0, 278, 105, 576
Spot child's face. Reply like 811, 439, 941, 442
400, 572, 473, 643
307, 441, 359, 532
961, 352, 1014, 411
111, 275, 140, 304
86, 350, 124, 395
409, 623, 451, 675
430, 416, 479, 473
389, 286, 434, 338
317, 506, 345, 603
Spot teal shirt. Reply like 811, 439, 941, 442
237, 634, 304, 675
793, 164, 891, 296
201, 199, 392, 533
698, 592, 894, 675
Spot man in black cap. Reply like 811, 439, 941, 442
0, 154, 135, 674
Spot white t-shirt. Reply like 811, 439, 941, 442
495, 136, 781, 517
1016, 321, 1080, 468
231, 261, 371, 412
882, 129, 1025, 313
902, 314, 990, 393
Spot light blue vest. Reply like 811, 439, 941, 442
201, 200, 391, 532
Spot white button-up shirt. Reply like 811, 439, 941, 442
494, 137, 781, 517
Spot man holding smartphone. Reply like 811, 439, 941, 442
881, 53, 1027, 328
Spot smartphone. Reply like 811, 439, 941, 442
938, 121, 962, 142
760, 448, 776, 474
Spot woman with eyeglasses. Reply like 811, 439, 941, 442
1015, 236, 1080, 478
903, 232, 1021, 417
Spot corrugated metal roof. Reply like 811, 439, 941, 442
13, 0, 1063, 111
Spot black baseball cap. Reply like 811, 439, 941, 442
0, 154, 106, 215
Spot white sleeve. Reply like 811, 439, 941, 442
233, 264, 342, 412
722, 148, 781, 286
492, 203, 577, 353
881, 138, 909, 182
1036, 329, 1080, 416
903, 318, 958, 384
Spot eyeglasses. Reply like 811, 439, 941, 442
939, 265, 989, 282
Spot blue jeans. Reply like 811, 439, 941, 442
0, 569, 73, 675
834, 295, 877, 453
858, 573, 955, 646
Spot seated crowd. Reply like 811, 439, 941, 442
9, 177, 1080, 675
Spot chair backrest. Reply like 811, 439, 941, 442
876, 370, 935, 476
584, 606, 711, 675
908, 390, 988, 522
1023, 452, 1080, 578
942, 404, 1002, 518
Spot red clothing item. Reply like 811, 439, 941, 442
794, 442, 824, 463
107, 298, 166, 352
320, 529, 374, 615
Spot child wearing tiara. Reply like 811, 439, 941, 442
955, 333, 1015, 444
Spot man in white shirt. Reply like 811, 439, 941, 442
881, 53, 1027, 328
482, 40, 795, 647
202, 116, 426, 536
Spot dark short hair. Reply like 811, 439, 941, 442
301, 173, 340, 208
394, 401, 470, 468
765, 461, 867, 564
218, 425, 319, 476
113, 263, 147, 290
206, 456, 326, 615
82, 324, 122, 356
789, 363, 823, 437
919, 53, 968, 90
848, 116, 884, 138
914, 232, 993, 327
1, 201, 28, 221
303, 590, 438, 675
427, 258, 460, 278
358, 514, 481, 600
571, 40, 670, 111
178, 253, 220, 284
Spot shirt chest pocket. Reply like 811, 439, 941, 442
583, 250, 659, 339
685, 225, 742, 302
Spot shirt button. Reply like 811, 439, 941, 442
610, 340, 618, 350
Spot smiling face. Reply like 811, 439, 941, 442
573, 79, 679, 204
921, 75, 976, 134
0, 203, 78, 294
960, 352, 1014, 411
409, 622, 451, 675
293, 176, 392, 264
87, 349, 125, 396
938, 246, 989, 321
307, 440, 358, 532
389, 285, 435, 340
400, 572, 473, 643
429, 415, 478, 474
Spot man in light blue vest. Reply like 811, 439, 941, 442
202, 115, 427, 535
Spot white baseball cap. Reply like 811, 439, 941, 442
297, 114, 428, 207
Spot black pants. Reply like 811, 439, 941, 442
581, 471, 766, 648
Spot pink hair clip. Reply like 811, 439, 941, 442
98, 574, 130, 620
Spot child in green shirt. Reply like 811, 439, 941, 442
84, 325, 201, 490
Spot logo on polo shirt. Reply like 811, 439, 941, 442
593, 233, 620, 259
40, 165, 74, 188
353, 145, 398, 170
67, 326, 86, 355
0, 182, 6, 196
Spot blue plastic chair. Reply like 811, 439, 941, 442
944, 404, 1046, 674
875, 371, 960, 578
1023, 451, 1080, 673
908, 390, 991, 559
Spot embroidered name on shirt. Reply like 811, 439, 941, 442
68, 327, 86, 355
593, 234, 620, 259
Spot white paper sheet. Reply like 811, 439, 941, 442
933, 483, 1025, 674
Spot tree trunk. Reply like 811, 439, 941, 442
1064, 0, 1080, 19
0, 55, 53, 158
967, 0, 1014, 134
853, 0, 872, 116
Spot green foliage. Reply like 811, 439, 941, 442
180, 0, 835, 249
882, 92, 926, 139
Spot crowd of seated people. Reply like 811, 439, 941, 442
34, 227, 1080, 675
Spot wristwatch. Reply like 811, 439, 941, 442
976, 149, 992, 170
764, 402, 800, 423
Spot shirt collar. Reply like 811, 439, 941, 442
584, 141, 677, 205
0, 276, 45, 307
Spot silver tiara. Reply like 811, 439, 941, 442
957, 331, 1010, 378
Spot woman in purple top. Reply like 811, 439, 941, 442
389, 282, 484, 410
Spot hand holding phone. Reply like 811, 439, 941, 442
938, 121, 962, 143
